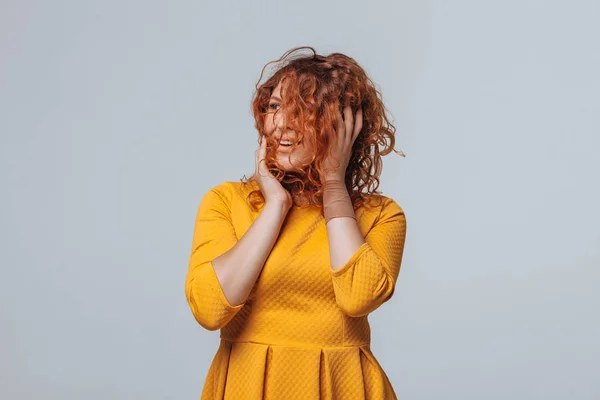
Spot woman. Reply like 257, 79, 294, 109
185, 46, 407, 399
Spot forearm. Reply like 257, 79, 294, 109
212, 201, 289, 306
322, 178, 365, 270
326, 216, 365, 270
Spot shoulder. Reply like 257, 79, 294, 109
208, 180, 234, 198
205, 180, 258, 206
376, 196, 406, 233
381, 196, 405, 216
197, 181, 251, 220
196, 181, 236, 213
197, 181, 230, 205
360, 193, 405, 217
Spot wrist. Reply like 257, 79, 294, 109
321, 174, 345, 183
321, 179, 356, 223
264, 199, 291, 214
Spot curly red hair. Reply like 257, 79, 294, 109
240, 46, 405, 211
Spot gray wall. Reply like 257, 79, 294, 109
1, 0, 598, 399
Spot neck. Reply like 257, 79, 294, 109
292, 192, 312, 206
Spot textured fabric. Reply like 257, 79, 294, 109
185, 180, 407, 400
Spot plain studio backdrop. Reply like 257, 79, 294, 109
1, 0, 598, 399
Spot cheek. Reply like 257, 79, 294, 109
298, 143, 316, 162
302, 140, 315, 156
264, 116, 274, 132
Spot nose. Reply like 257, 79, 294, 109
274, 107, 288, 129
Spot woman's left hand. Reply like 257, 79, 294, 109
321, 104, 363, 182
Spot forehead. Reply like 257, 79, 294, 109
270, 83, 281, 100
270, 80, 288, 99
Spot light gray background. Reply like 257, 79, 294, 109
1, 0, 598, 399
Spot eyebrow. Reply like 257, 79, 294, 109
269, 96, 283, 102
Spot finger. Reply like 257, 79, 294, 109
352, 107, 363, 142
256, 136, 265, 175
335, 105, 345, 148
255, 137, 260, 171
343, 105, 353, 143
259, 136, 267, 176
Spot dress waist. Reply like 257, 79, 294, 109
219, 310, 372, 347
220, 337, 370, 349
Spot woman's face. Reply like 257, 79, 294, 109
264, 81, 315, 170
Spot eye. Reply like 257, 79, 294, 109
268, 102, 281, 111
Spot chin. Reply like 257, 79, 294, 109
281, 166, 310, 177
277, 158, 298, 169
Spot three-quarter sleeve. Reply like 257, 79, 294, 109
330, 197, 407, 317
185, 182, 246, 331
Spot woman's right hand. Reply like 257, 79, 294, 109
255, 136, 293, 210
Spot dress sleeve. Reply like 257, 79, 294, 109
330, 197, 407, 317
184, 182, 247, 331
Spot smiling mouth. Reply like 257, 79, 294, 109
279, 140, 302, 147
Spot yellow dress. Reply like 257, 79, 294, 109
185, 180, 407, 400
